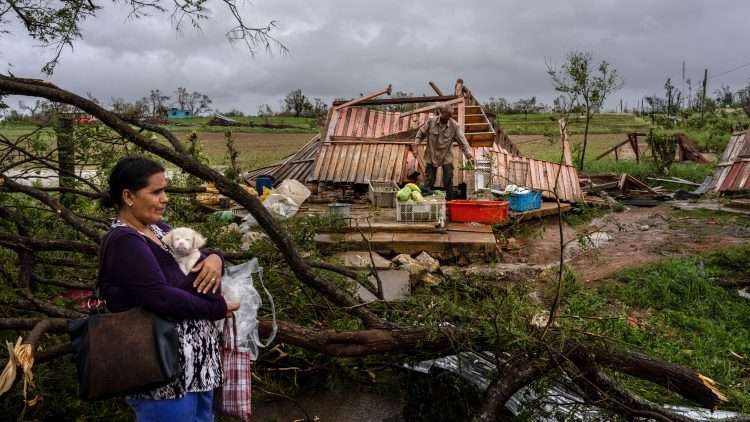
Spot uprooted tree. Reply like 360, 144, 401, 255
0, 74, 742, 421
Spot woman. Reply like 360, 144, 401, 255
99, 156, 239, 421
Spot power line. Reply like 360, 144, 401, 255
709, 60, 750, 80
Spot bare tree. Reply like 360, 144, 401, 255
547, 51, 622, 170
283, 89, 310, 117
0, 0, 287, 75
174, 87, 213, 116
148, 89, 170, 117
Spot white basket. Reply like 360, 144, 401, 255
396, 200, 446, 223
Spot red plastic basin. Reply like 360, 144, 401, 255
447, 200, 509, 224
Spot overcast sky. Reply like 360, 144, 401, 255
2, 0, 750, 113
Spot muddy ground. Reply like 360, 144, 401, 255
501, 204, 750, 283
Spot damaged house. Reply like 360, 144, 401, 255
247, 79, 583, 204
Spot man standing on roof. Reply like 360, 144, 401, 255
414, 103, 474, 200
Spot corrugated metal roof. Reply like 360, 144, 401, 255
245, 135, 320, 186
310, 142, 583, 203
709, 130, 750, 193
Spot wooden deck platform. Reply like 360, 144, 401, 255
309, 201, 568, 260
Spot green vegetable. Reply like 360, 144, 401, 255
411, 191, 424, 202
397, 187, 412, 202
405, 183, 421, 193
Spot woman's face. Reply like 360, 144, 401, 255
122, 172, 169, 225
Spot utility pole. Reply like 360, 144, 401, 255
700, 68, 708, 125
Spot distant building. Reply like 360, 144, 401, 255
167, 108, 192, 119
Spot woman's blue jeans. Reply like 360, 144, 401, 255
127, 390, 214, 422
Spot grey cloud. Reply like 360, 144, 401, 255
2, 0, 750, 113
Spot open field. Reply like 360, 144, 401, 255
188, 131, 313, 170
498, 112, 652, 135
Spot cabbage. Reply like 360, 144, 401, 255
397, 187, 412, 202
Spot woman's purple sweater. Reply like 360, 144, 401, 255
100, 225, 227, 321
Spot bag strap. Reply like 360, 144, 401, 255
223, 316, 239, 350
254, 268, 277, 348
90, 229, 115, 311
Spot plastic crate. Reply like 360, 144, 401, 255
447, 200, 508, 224
368, 180, 399, 208
509, 190, 542, 212
396, 199, 446, 223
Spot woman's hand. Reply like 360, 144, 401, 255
226, 302, 240, 317
192, 254, 223, 294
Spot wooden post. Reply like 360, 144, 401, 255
559, 118, 573, 167
701, 68, 708, 124
428, 81, 444, 96
614, 147, 619, 161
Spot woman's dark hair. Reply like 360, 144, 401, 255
100, 156, 165, 208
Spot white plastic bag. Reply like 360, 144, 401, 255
221, 258, 277, 359
274, 179, 311, 207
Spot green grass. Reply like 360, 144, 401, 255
499, 112, 652, 136
563, 245, 750, 411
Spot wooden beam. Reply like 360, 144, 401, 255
332, 95, 459, 107
595, 138, 632, 160
333, 84, 392, 110
428, 81, 444, 96
400, 97, 464, 118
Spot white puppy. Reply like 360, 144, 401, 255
162, 227, 207, 275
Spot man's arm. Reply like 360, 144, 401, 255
415, 118, 430, 145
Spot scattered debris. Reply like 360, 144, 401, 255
335, 251, 392, 270
594, 132, 709, 164
207, 114, 242, 126
357, 270, 410, 302
583, 173, 668, 206
415, 251, 440, 273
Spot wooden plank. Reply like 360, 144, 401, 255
383, 111, 393, 137
332, 84, 392, 109
333, 145, 348, 183
391, 112, 401, 133
319, 144, 333, 181
337, 145, 351, 182
384, 145, 398, 181
365, 144, 378, 182
344, 144, 357, 182
335, 108, 348, 137
418, 111, 427, 127
374, 111, 385, 138
367, 144, 380, 183
556, 164, 568, 201
355, 109, 368, 138
357, 144, 371, 183
567, 165, 579, 200
366, 109, 376, 138
311, 144, 327, 180
346, 108, 359, 137
348, 144, 362, 182
318, 145, 332, 180
374, 144, 387, 180
545, 161, 557, 198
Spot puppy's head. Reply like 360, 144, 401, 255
162, 227, 206, 256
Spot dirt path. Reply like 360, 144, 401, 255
504, 204, 750, 283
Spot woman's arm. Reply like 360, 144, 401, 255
105, 231, 227, 320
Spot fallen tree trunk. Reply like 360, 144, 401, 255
0, 74, 388, 329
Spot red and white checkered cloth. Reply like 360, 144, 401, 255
214, 318, 252, 421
